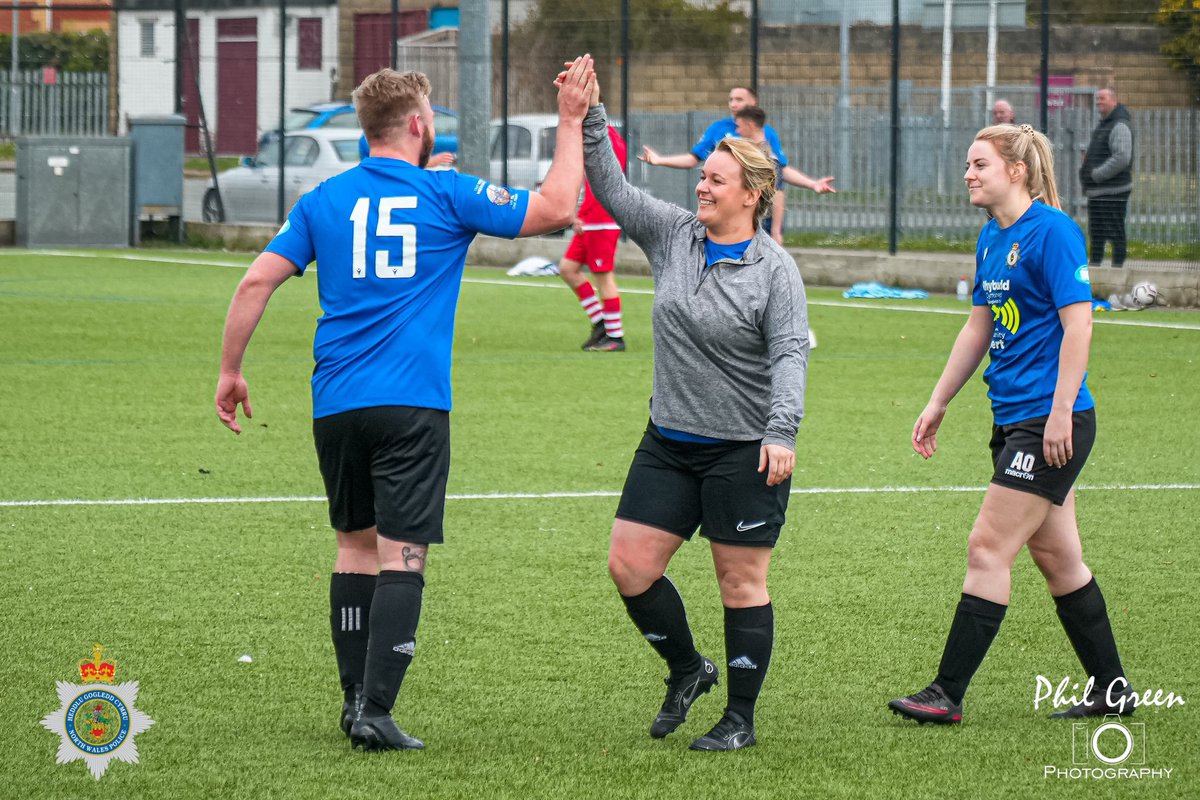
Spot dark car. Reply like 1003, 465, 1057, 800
260, 102, 458, 154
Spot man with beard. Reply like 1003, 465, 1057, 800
215, 62, 595, 751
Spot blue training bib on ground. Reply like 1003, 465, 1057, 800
266, 159, 529, 418
973, 201, 1094, 424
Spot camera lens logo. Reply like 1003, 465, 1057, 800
1072, 716, 1146, 766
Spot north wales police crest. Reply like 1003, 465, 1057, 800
40, 644, 154, 780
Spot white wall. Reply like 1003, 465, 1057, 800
116, 6, 340, 146
252, 7, 342, 141
116, 11, 175, 130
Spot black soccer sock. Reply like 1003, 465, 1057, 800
330, 572, 377, 702
620, 576, 702, 676
934, 593, 1007, 706
360, 571, 425, 717
723, 603, 773, 724
1054, 576, 1128, 696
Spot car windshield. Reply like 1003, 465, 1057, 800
255, 142, 283, 167
332, 139, 362, 162
490, 125, 531, 160
284, 109, 319, 131
539, 127, 556, 161
323, 111, 360, 128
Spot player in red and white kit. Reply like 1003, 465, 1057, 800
559, 123, 628, 351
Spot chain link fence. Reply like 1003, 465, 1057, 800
0, 2, 1195, 268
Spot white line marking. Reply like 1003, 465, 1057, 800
5, 250, 1197, 331
2, 483, 1195, 508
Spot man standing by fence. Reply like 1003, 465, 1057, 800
1080, 88, 1134, 268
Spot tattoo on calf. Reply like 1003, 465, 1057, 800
402, 545, 427, 573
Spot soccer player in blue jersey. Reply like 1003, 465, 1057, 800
215, 58, 596, 751
889, 124, 1134, 725
638, 86, 834, 244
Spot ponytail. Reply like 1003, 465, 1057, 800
974, 123, 1061, 210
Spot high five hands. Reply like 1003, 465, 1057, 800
553, 55, 597, 121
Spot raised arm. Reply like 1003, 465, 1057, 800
520, 55, 594, 237
780, 164, 836, 194
638, 146, 701, 169
583, 105, 690, 263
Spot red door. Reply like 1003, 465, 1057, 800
217, 18, 258, 155
353, 11, 427, 86
182, 18, 201, 154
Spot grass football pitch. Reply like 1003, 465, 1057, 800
2, 248, 1197, 799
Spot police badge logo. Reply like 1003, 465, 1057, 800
1006, 242, 1020, 268
40, 644, 154, 780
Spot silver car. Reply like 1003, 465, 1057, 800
489, 114, 558, 191
488, 114, 623, 191
203, 128, 362, 223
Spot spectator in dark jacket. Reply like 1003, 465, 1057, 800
1080, 88, 1133, 268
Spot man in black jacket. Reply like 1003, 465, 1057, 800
1080, 88, 1133, 268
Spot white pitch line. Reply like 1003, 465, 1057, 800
6, 249, 1197, 331
2, 483, 1196, 508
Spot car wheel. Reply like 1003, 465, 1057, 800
202, 189, 225, 223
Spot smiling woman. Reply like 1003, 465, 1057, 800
889, 122, 1139, 727
580, 83, 810, 752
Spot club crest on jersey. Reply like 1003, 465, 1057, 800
486, 184, 512, 206
1006, 242, 1020, 268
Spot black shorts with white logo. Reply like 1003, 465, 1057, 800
312, 405, 450, 543
988, 408, 1096, 506
615, 421, 791, 547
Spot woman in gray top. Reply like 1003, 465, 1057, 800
578, 77, 809, 752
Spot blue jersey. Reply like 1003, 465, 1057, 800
973, 201, 1094, 424
266, 157, 529, 418
690, 118, 789, 167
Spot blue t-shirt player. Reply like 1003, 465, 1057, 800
214, 62, 595, 752
973, 201, 1094, 425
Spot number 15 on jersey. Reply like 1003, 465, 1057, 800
350, 196, 418, 279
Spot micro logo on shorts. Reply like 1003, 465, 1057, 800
1004, 451, 1036, 481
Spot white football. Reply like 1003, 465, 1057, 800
1131, 281, 1158, 308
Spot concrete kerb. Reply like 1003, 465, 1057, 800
139, 222, 1200, 309
462, 233, 1199, 307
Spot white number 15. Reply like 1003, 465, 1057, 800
350, 196, 418, 279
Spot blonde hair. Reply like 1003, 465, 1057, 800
352, 69, 431, 142
973, 123, 1061, 210
713, 137, 777, 228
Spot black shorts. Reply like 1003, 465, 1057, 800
615, 422, 791, 547
988, 408, 1096, 506
312, 405, 450, 543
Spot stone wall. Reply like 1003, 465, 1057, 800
552, 24, 1194, 115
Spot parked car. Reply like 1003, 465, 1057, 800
260, 101, 458, 155
488, 114, 558, 191
203, 129, 362, 224
488, 114, 622, 190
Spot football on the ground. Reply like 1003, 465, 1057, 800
1131, 281, 1159, 308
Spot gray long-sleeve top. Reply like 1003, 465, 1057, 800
582, 104, 809, 448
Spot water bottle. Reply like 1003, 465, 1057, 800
956, 276, 970, 302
